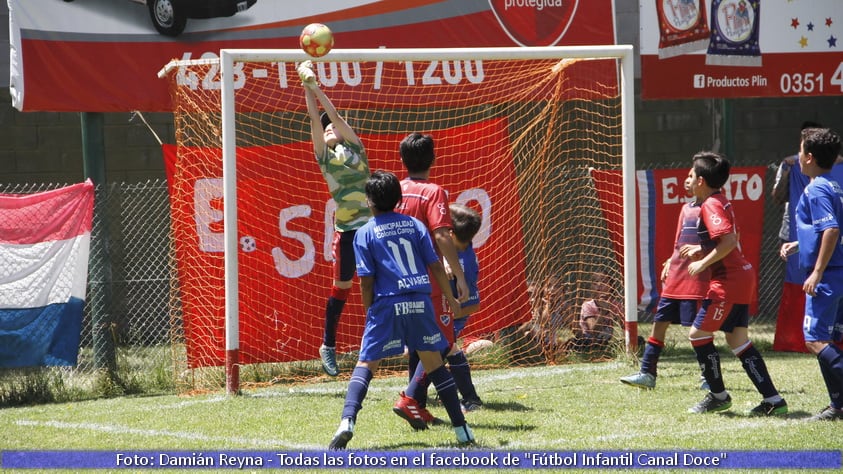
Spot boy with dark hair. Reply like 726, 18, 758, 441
298, 61, 370, 376
680, 151, 787, 415
620, 170, 709, 389
394, 203, 484, 429
780, 127, 843, 421
329, 171, 475, 449
392, 132, 470, 423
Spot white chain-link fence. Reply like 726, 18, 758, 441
0, 162, 791, 400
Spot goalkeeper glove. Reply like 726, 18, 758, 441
297, 61, 317, 88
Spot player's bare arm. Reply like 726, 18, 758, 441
359, 275, 374, 312
429, 261, 460, 314
804, 227, 840, 296
688, 233, 738, 276
433, 228, 469, 302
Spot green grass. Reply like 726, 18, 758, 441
0, 347, 840, 473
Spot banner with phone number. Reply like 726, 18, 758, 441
8, 0, 615, 112
641, 0, 843, 99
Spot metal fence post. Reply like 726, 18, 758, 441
81, 112, 116, 371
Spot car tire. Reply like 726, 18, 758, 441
147, 0, 187, 37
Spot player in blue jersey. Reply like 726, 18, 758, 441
328, 171, 475, 449
780, 127, 843, 421
394, 203, 484, 429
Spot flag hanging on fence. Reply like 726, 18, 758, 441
0, 180, 94, 368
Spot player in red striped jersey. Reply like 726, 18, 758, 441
680, 151, 787, 416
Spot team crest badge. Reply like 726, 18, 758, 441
488, 0, 579, 46
440, 313, 452, 327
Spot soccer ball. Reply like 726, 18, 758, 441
299, 23, 334, 58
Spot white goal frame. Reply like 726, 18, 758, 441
208, 46, 637, 394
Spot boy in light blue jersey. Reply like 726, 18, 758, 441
780, 127, 843, 421
329, 171, 475, 449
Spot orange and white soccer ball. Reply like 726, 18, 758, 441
299, 23, 334, 58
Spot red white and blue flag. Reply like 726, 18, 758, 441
0, 180, 94, 367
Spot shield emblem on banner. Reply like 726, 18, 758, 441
488, 0, 579, 46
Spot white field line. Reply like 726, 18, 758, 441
253, 362, 626, 398
13, 362, 622, 450
14, 420, 322, 450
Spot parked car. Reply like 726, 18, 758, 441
62, 0, 257, 37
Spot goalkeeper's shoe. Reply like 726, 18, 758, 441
329, 418, 354, 450
454, 424, 475, 445
619, 372, 656, 389
688, 392, 732, 414
319, 345, 339, 377
392, 391, 429, 430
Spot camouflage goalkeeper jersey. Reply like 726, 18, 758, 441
317, 141, 372, 232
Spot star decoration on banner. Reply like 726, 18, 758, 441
827, 18, 834, 27
830, 35, 838, 48
807, 22, 814, 31
791, 18, 800, 29
799, 36, 809, 48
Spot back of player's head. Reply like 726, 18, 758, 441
400, 132, 435, 173
801, 127, 842, 170
801, 120, 822, 131
692, 151, 730, 189
366, 170, 402, 212
450, 203, 481, 243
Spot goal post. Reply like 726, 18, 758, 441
161, 45, 637, 394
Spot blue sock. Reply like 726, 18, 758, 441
447, 351, 479, 401
693, 340, 725, 394
640, 337, 664, 376
737, 343, 779, 399
818, 344, 843, 409
428, 365, 465, 427
405, 361, 430, 407
341, 366, 372, 421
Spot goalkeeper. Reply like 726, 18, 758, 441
298, 61, 371, 377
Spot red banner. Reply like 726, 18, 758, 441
8, 0, 616, 112
163, 118, 531, 367
592, 166, 766, 313
641, 0, 843, 99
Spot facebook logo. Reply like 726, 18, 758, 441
693, 74, 706, 88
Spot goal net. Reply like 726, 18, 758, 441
160, 46, 635, 392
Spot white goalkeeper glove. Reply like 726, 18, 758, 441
297, 61, 317, 88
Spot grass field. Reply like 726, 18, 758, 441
1, 344, 841, 473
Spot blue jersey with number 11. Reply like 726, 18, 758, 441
354, 212, 440, 297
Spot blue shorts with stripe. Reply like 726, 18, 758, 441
358, 293, 449, 362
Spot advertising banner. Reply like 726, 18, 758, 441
163, 118, 531, 368
641, 0, 843, 99
8, 0, 616, 112
592, 166, 766, 313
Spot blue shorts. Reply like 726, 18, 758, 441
454, 316, 470, 339
693, 299, 749, 333
653, 298, 699, 327
803, 267, 843, 342
358, 293, 449, 361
